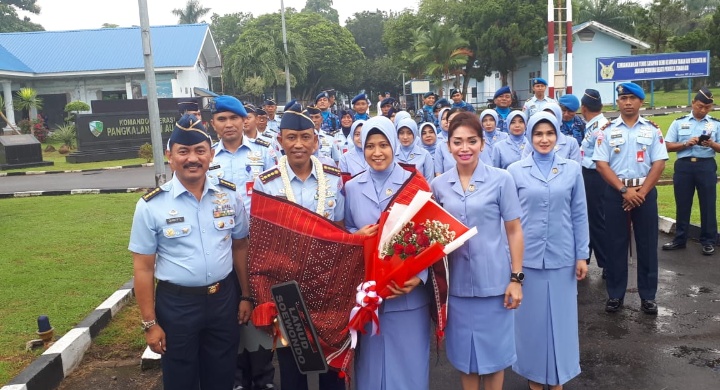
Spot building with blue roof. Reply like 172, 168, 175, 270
440, 20, 650, 108
0, 23, 220, 130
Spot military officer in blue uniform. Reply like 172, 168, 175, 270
129, 114, 252, 390
379, 96, 396, 117
593, 82, 668, 314
523, 78, 557, 117
493, 86, 513, 133
242, 104, 274, 145
419, 92, 437, 123
663, 87, 720, 256
352, 93, 371, 121
253, 103, 345, 390
263, 99, 281, 133
178, 98, 201, 120
558, 94, 586, 145
580, 89, 610, 275
316, 91, 339, 134
306, 105, 342, 165
450, 88, 475, 112
209, 96, 276, 214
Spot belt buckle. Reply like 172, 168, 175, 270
690, 157, 698, 162
207, 283, 220, 294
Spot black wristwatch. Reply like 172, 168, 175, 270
511, 272, 525, 284
619, 186, 628, 194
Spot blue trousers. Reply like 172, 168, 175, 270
672, 158, 718, 246
603, 187, 659, 301
276, 347, 344, 390
582, 167, 609, 268
156, 275, 240, 390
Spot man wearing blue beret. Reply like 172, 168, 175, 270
579, 89, 610, 278
316, 91, 340, 135
493, 86, 513, 132
379, 96, 396, 117
593, 82, 668, 315
450, 88, 475, 112
130, 113, 252, 390
306, 105, 341, 165
559, 94, 586, 145
523, 78, 557, 117
419, 92, 437, 123
352, 93, 371, 121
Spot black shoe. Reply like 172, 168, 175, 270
702, 245, 715, 255
662, 241, 686, 250
641, 299, 658, 315
605, 298, 623, 313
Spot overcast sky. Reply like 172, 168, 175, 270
23, 0, 421, 31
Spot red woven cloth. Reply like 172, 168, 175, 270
248, 190, 366, 368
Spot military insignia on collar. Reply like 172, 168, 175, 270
141, 187, 162, 202
259, 168, 281, 184
254, 138, 271, 147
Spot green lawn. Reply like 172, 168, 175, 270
0, 193, 140, 384
3, 141, 156, 174
603, 89, 696, 111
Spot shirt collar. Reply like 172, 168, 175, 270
284, 158, 317, 183
168, 174, 213, 199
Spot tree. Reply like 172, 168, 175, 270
210, 12, 252, 51
1, 0, 40, 13
412, 23, 472, 95
576, 0, 643, 35
637, 0, 686, 52
13, 87, 42, 119
354, 56, 403, 99
302, 0, 339, 24
345, 10, 388, 59
172, 0, 211, 24
0, 4, 43, 32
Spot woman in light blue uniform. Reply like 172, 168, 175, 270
480, 109, 509, 161
523, 103, 581, 163
344, 116, 431, 390
434, 107, 455, 176
507, 112, 589, 390
338, 120, 367, 176
395, 118, 434, 180
431, 112, 524, 390
492, 110, 529, 169
418, 122, 438, 161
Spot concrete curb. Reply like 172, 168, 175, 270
1, 280, 134, 390
0, 162, 166, 177
0, 188, 150, 199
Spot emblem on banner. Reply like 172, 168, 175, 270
89, 121, 104, 137
599, 61, 615, 80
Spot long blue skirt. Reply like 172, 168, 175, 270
512, 266, 581, 385
445, 295, 516, 375
354, 305, 430, 390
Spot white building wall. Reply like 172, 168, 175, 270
175, 65, 210, 97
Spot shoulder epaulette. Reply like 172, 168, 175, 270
211, 141, 219, 149
525, 97, 533, 102
253, 138, 271, 147
325, 129, 340, 137
601, 121, 612, 130
649, 120, 660, 129
710, 116, 720, 122
322, 164, 341, 176
676, 114, 689, 120
218, 179, 237, 191
259, 168, 281, 184
142, 187, 162, 202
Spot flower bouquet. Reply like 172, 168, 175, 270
346, 190, 477, 347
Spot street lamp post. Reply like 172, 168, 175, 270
281, 0, 292, 103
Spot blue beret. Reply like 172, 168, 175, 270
169, 114, 211, 147
558, 94, 580, 112
212, 95, 247, 117
263, 98, 276, 106
532, 78, 548, 86
450, 89, 461, 96
305, 105, 321, 115
423, 92, 436, 99
177, 98, 199, 113
315, 91, 330, 103
284, 99, 297, 112
581, 89, 602, 111
493, 86, 511, 100
280, 104, 314, 131
380, 97, 396, 107
434, 98, 451, 110
616, 82, 645, 100
352, 93, 368, 105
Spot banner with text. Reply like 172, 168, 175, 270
596, 51, 710, 83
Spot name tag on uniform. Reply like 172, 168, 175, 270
166, 217, 185, 224
681, 124, 690, 129
611, 133, 623, 139
209, 164, 221, 171
638, 130, 653, 138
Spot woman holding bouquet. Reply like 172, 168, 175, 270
506, 112, 589, 390
344, 116, 431, 390
431, 112, 524, 390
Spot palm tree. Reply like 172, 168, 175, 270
577, 0, 641, 35
172, 0, 211, 24
412, 23, 472, 96
13, 87, 42, 119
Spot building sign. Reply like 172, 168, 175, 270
596, 51, 710, 83
76, 111, 179, 149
